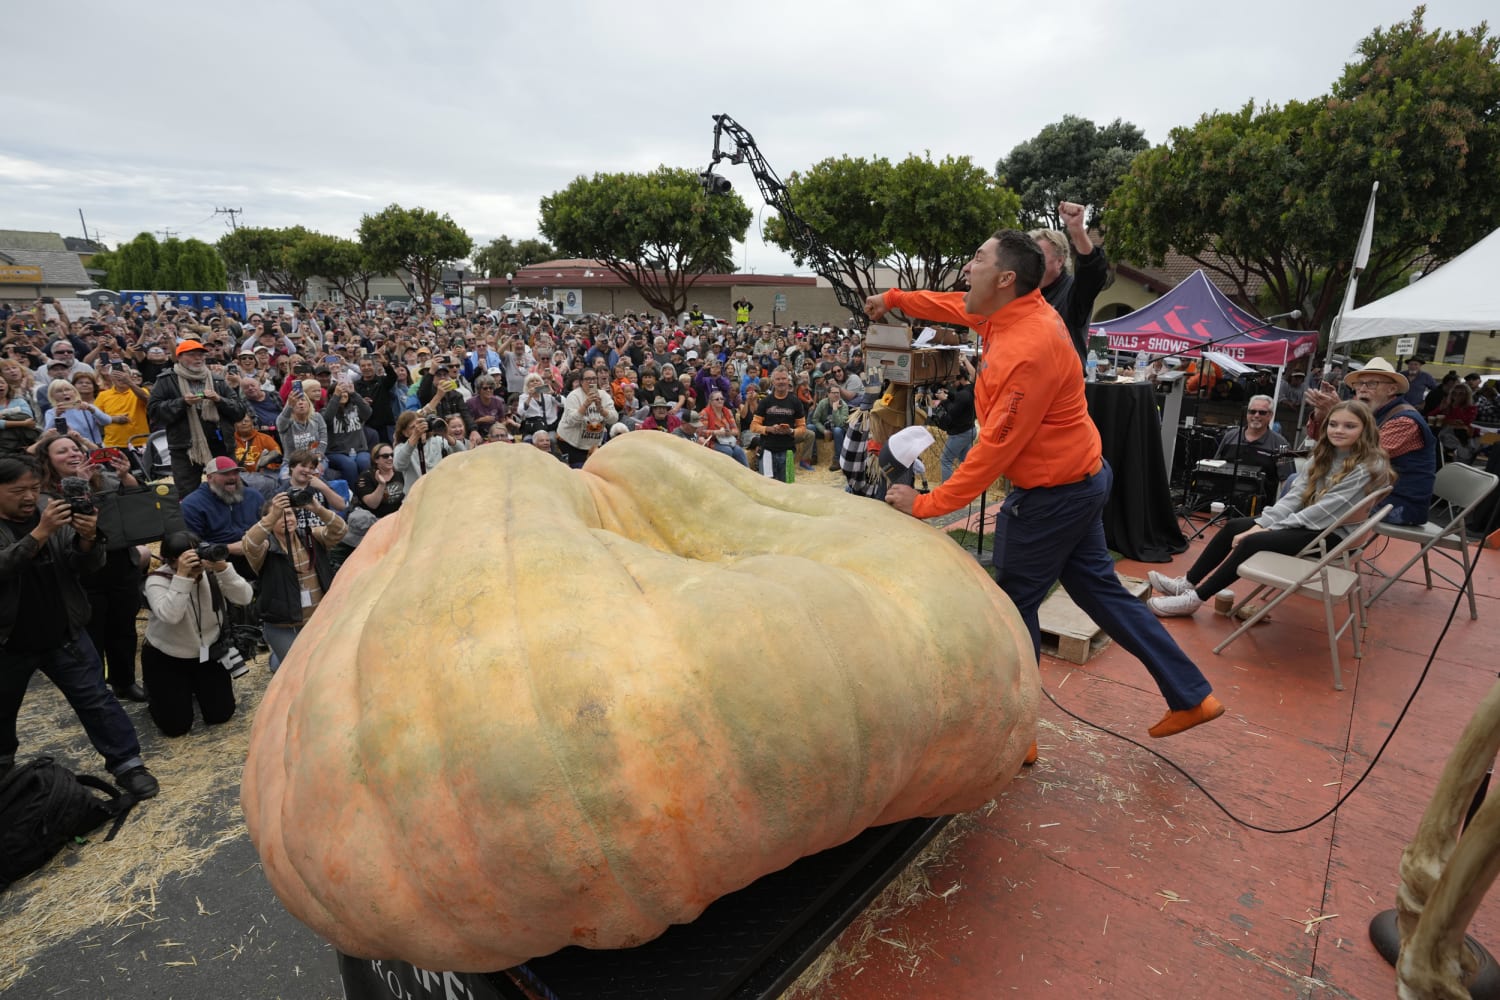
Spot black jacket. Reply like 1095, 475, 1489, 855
0, 514, 104, 645
1042, 245, 1110, 361
147, 371, 247, 457
355, 361, 399, 428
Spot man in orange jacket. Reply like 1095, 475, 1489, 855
867, 230, 1222, 740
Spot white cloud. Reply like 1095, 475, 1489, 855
1, 0, 1491, 271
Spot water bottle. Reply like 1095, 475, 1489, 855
1086, 350, 1098, 382
1136, 349, 1149, 371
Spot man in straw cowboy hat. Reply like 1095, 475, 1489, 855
1304, 356, 1436, 525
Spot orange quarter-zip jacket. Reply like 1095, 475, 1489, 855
880, 288, 1102, 519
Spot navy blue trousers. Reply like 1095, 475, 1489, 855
1, 630, 145, 774
993, 461, 1213, 711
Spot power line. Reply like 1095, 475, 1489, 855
214, 206, 243, 231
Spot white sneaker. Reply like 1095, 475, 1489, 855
1149, 591, 1204, 617
1148, 571, 1194, 596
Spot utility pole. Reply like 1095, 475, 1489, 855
214, 206, 243, 230
78, 208, 94, 245
156, 228, 179, 240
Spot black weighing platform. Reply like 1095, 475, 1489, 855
339, 815, 950, 1000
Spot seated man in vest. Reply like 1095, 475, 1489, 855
1304, 356, 1435, 525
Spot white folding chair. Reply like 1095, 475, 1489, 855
1361, 464, 1498, 620
1214, 504, 1393, 691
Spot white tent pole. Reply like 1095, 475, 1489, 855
1296, 181, 1379, 443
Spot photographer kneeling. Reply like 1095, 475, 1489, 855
141, 532, 253, 737
242, 487, 346, 673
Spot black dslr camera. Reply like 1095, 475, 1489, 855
286, 487, 316, 507
196, 542, 230, 562
59, 477, 96, 516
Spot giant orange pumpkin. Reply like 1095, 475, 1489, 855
242, 433, 1037, 971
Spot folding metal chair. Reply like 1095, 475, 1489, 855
1213, 504, 1393, 691
1361, 463, 1498, 620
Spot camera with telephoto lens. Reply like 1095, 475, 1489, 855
286, 487, 316, 507
425, 414, 447, 435
59, 477, 96, 516
195, 542, 229, 563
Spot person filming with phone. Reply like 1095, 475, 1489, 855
147, 340, 246, 496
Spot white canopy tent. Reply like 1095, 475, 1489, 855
1335, 226, 1500, 343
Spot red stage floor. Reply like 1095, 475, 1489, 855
819, 528, 1499, 1000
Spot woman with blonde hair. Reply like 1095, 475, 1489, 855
0, 358, 39, 454
1149, 400, 1392, 617
42, 378, 121, 447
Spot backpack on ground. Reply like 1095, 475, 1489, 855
0, 757, 137, 891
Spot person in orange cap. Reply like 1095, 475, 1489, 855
146, 341, 247, 496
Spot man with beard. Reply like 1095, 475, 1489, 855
180, 457, 266, 568
147, 341, 246, 496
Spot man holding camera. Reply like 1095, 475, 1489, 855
0, 456, 159, 798
147, 341, 247, 497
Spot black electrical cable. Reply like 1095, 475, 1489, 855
1036, 513, 1491, 835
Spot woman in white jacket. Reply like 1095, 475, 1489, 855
141, 531, 254, 737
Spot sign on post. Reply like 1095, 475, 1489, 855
773, 293, 787, 313
1395, 336, 1416, 358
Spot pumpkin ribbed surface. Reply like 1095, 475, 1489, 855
241, 432, 1037, 971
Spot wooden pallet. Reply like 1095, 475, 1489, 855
1038, 573, 1150, 665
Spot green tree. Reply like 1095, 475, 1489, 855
90, 235, 226, 290
539, 167, 752, 317
288, 233, 379, 304
763, 153, 1018, 294
997, 116, 1147, 230
116, 233, 161, 290
1106, 8, 1500, 333
358, 205, 473, 305
763, 155, 890, 302
472, 236, 556, 278
179, 239, 228, 290
217, 226, 318, 298
883, 154, 1021, 291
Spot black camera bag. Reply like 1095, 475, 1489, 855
93, 483, 186, 550
0, 757, 137, 891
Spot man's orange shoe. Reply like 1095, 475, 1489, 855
1148, 695, 1225, 739
1023, 741, 1039, 766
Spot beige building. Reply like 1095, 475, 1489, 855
0, 230, 93, 304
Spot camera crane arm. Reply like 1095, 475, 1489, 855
702, 114, 873, 328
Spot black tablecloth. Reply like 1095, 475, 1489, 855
1085, 380, 1185, 562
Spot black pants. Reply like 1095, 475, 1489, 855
85, 552, 141, 690
140, 641, 235, 737
1186, 517, 1319, 598
170, 453, 205, 498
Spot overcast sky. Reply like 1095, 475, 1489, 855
2, 0, 1490, 277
